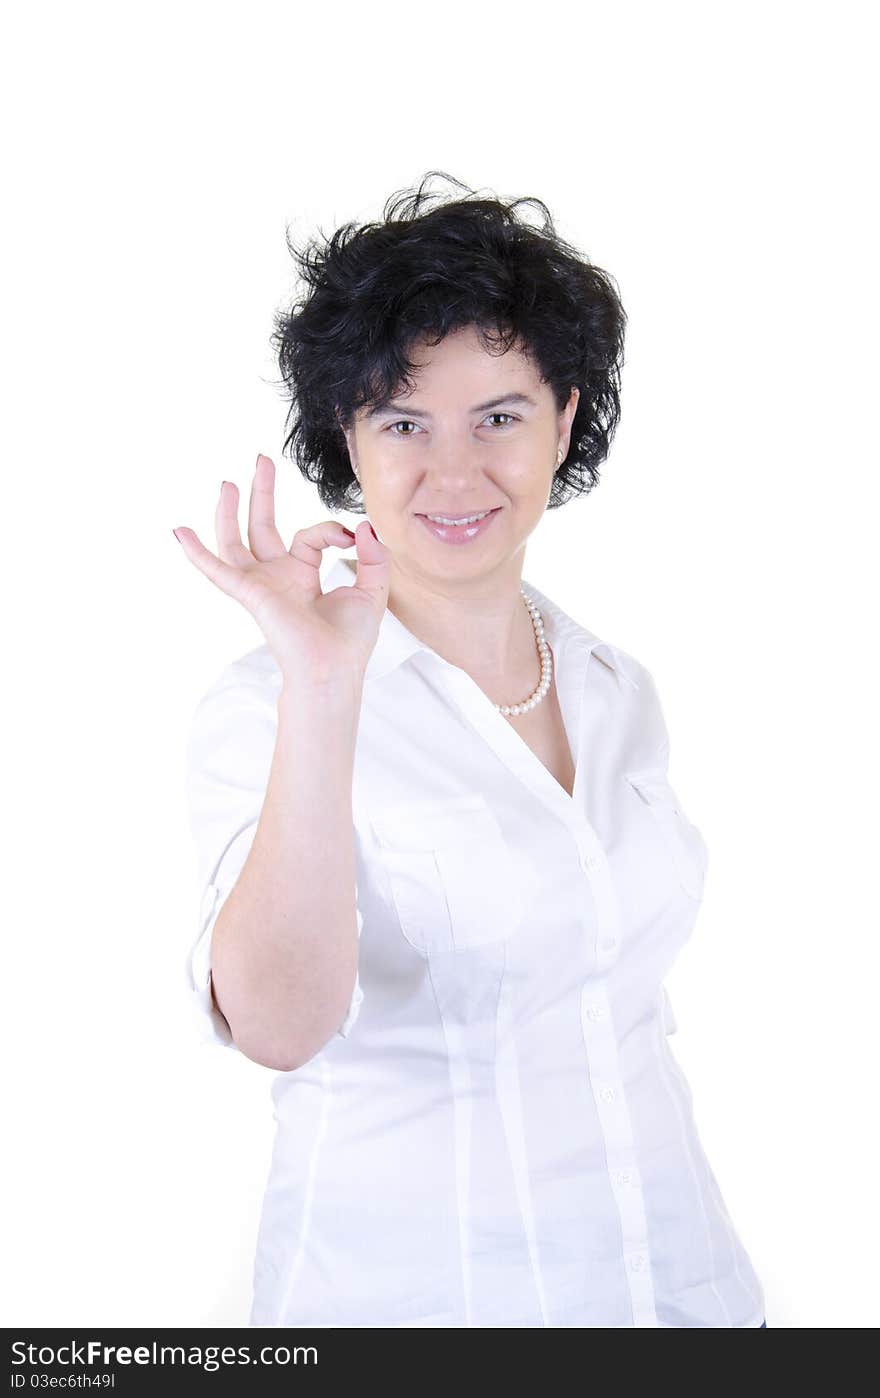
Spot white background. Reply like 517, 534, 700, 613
2, 0, 876, 1329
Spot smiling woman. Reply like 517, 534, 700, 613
357, 338, 572, 556
177, 170, 767, 1329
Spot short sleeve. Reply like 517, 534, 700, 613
183, 647, 364, 1050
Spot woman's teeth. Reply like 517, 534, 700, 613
425, 510, 492, 525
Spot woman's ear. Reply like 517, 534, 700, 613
559, 386, 580, 457
336, 411, 359, 479
346, 436, 360, 481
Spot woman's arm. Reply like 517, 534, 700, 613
209, 672, 363, 1071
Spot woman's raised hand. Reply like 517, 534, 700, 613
173, 454, 390, 688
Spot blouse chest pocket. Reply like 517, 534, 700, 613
369, 794, 523, 957
624, 768, 709, 902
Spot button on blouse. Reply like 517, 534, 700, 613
183, 555, 766, 1328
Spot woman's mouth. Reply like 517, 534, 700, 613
416, 507, 502, 544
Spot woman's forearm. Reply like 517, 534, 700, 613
209, 675, 364, 1070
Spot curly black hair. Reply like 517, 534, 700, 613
268, 171, 627, 514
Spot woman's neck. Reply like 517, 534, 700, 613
351, 556, 540, 692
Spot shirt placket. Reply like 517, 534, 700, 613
429, 630, 660, 1327
564, 649, 659, 1327
562, 643, 660, 1319
574, 825, 658, 1325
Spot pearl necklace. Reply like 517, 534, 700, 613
494, 589, 551, 715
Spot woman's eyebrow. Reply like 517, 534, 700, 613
366, 392, 538, 421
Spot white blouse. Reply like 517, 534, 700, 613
183, 554, 766, 1328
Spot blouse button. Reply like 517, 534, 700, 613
599, 1086, 616, 1103
629, 1253, 647, 1272
600, 937, 617, 952
580, 851, 602, 872
585, 1004, 605, 1021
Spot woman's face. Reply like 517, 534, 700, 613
342, 324, 579, 580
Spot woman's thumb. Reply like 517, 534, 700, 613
352, 518, 390, 595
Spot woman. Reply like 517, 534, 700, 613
174, 173, 768, 1328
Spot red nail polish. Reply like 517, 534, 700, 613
368, 522, 377, 541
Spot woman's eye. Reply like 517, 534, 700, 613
485, 413, 516, 428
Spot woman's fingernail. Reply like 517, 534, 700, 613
172, 528, 182, 542
368, 522, 378, 541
